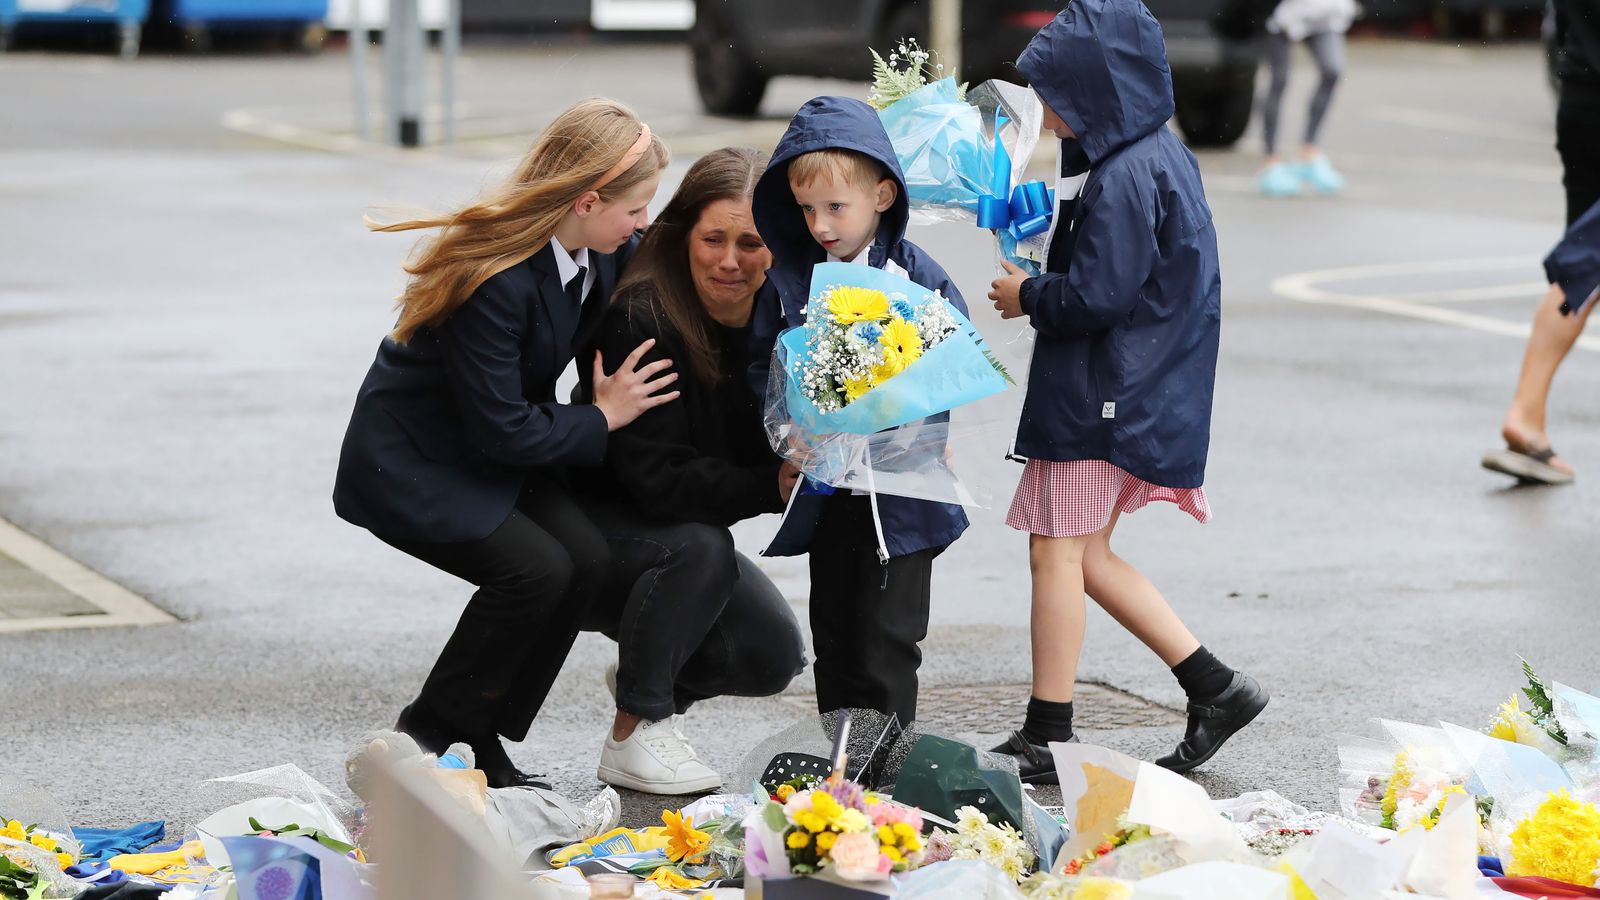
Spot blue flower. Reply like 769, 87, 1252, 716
890, 298, 918, 322
848, 321, 884, 345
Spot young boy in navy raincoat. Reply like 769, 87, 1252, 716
749, 95, 969, 729
985, 0, 1267, 783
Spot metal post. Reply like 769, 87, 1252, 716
394, 0, 424, 147
441, 0, 460, 144
382, 0, 401, 144
931, 0, 960, 80
350, 0, 370, 140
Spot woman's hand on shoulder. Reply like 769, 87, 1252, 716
592, 339, 679, 431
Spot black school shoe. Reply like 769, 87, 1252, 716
989, 731, 1080, 785
1155, 672, 1269, 774
396, 703, 551, 790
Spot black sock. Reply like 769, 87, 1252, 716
1172, 646, 1235, 701
1021, 697, 1074, 744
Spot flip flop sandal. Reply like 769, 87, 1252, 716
1481, 446, 1576, 485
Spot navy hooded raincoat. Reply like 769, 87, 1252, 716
1014, 0, 1222, 489
749, 95, 970, 560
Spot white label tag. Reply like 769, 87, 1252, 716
1102, 402, 1116, 419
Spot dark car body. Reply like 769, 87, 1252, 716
690, 0, 1278, 147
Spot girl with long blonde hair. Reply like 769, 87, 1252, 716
333, 98, 676, 788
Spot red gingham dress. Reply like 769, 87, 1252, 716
1006, 459, 1211, 537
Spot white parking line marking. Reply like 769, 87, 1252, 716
1271, 257, 1600, 352
0, 516, 175, 633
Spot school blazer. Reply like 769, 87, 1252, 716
333, 238, 634, 544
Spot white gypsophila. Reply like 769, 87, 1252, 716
914, 293, 960, 346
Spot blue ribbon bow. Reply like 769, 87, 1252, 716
972, 112, 1053, 241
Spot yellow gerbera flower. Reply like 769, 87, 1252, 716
877, 317, 923, 373
843, 374, 873, 403
660, 810, 711, 863
827, 286, 890, 325
646, 867, 705, 891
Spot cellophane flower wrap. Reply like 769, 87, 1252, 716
870, 42, 1052, 273
764, 262, 1010, 505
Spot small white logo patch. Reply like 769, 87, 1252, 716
1102, 402, 1116, 419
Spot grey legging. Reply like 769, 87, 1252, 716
1261, 30, 1346, 156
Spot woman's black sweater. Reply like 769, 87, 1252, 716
578, 289, 786, 528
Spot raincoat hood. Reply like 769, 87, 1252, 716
753, 95, 910, 273
1016, 0, 1176, 165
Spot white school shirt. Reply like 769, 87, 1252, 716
549, 235, 596, 303
830, 245, 909, 280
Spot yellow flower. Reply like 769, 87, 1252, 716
815, 831, 838, 852
876, 825, 898, 846
1508, 789, 1600, 885
776, 784, 796, 801
810, 791, 843, 822
2, 821, 23, 842
794, 810, 827, 834
1488, 696, 1522, 743
835, 809, 871, 834
787, 830, 812, 849
881, 844, 904, 864
842, 373, 874, 403
878, 317, 923, 373
646, 867, 704, 891
1073, 878, 1134, 900
30, 834, 56, 852
56, 852, 72, 869
827, 286, 890, 325
661, 810, 711, 864
1381, 750, 1411, 826
892, 822, 917, 842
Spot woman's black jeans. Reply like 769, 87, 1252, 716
582, 499, 807, 721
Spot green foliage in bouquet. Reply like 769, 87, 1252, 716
868, 38, 967, 110
1520, 657, 1569, 746
0, 856, 36, 900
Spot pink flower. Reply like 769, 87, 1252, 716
827, 832, 884, 882
869, 803, 923, 832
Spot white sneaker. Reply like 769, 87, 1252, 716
597, 718, 722, 795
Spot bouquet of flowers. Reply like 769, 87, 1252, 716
746, 778, 926, 884
1501, 788, 1600, 886
0, 818, 74, 900
869, 39, 1054, 274
920, 806, 1033, 883
765, 262, 1010, 505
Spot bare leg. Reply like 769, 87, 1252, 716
612, 710, 642, 742
1027, 531, 1094, 703
1081, 509, 1201, 667
1502, 283, 1588, 473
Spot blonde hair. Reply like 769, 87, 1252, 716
786, 148, 888, 192
371, 98, 669, 344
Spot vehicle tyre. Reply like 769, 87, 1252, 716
690, 1, 767, 117
1173, 77, 1255, 148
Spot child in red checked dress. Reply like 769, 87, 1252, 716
984, 0, 1268, 784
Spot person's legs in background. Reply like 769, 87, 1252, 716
1258, 31, 1303, 197
1295, 30, 1347, 194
